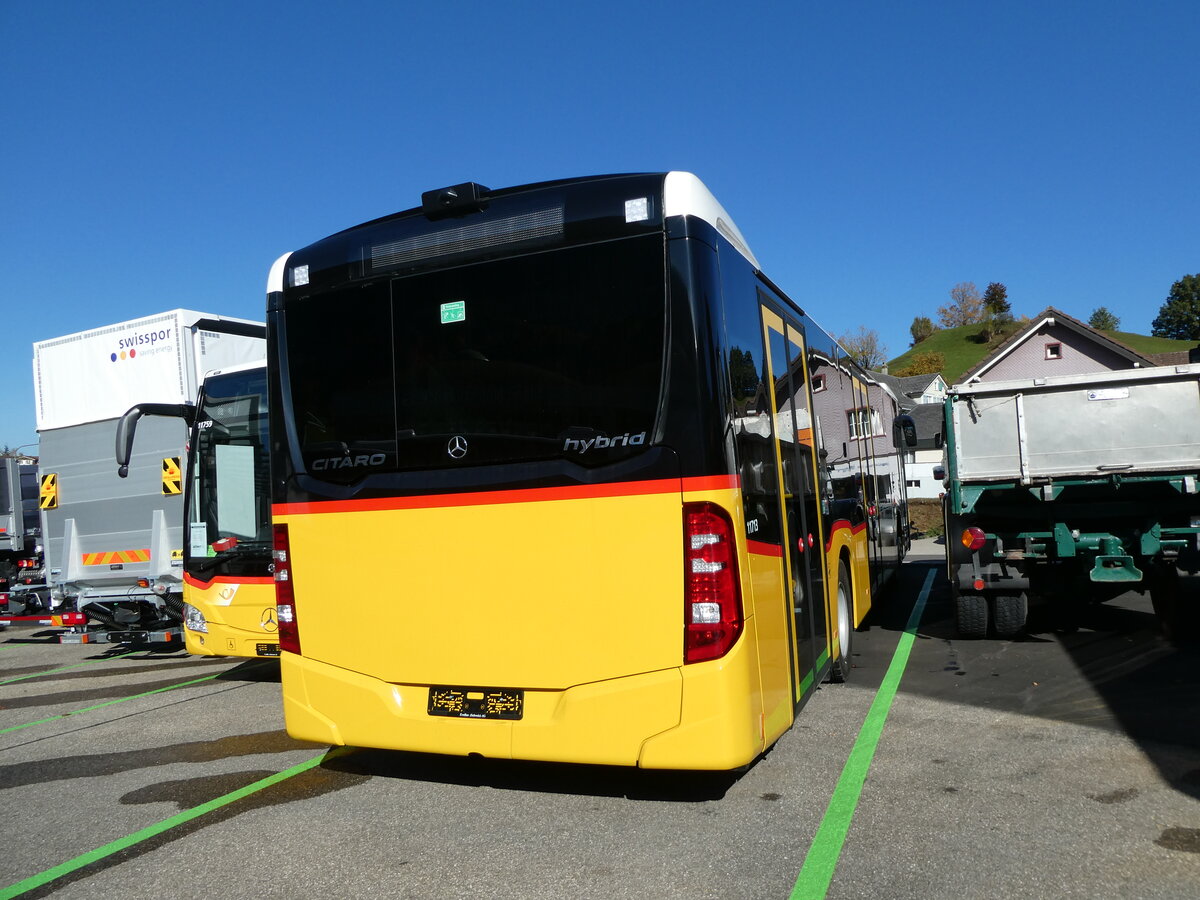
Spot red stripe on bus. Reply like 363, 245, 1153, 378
273, 474, 740, 517
824, 519, 867, 552
747, 539, 784, 557
682, 475, 739, 493
183, 573, 276, 589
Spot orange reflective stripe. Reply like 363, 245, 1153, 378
81, 549, 152, 566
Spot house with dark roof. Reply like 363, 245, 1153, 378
868, 371, 947, 500
957, 307, 1155, 385
895, 372, 948, 405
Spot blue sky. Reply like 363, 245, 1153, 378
2, 1, 1197, 449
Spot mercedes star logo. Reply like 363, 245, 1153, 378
259, 608, 278, 632
447, 435, 469, 459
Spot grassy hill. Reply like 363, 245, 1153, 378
1106, 330, 1196, 355
888, 322, 1195, 385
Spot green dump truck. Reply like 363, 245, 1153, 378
940, 364, 1200, 640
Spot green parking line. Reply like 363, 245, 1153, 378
0, 749, 340, 899
0, 651, 135, 686
0, 672, 228, 735
789, 567, 936, 900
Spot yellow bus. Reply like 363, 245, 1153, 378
179, 362, 278, 657
118, 361, 277, 657
267, 173, 914, 770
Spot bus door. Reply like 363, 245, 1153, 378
761, 304, 830, 701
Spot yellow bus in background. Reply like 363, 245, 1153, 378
179, 362, 277, 658
267, 173, 913, 769
118, 361, 277, 657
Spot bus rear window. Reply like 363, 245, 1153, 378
284, 235, 666, 480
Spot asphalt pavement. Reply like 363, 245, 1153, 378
1, 546, 1197, 899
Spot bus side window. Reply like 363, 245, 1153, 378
722, 249, 782, 545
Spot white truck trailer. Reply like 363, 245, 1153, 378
33, 310, 265, 644
940, 364, 1200, 641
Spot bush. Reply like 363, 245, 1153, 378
908, 498, 944, 538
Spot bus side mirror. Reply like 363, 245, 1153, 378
893, 415, 918, 448
115, 402, 196, 478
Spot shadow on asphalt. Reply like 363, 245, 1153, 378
323, 747, 739, 802
869, 556, 1200, 800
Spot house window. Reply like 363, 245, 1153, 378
812, 374, 826, 392
906, 479, 921, 488
846, 407, 882, 440
1045, 342, 1063, 360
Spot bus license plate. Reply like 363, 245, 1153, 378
256, 643, 280, 657
428, 686, 523, 720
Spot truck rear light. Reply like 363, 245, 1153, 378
273, 523, 301, 655
684, 502, 743, 664
962, 527, 988, 551
53, 612, 87, 627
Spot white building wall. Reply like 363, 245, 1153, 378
903, 448, 945, 499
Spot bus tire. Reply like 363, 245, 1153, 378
955, 591, 988, 639
992, 593, 1027, 638
829, 560, 853, 683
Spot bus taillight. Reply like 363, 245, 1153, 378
273, 523, 301, 655
683, 502, 743, 664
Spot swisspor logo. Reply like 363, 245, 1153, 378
110, 327, 174, 362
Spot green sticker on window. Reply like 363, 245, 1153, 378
440, 301, 466, 324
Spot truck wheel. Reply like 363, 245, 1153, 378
955, 592, 988, 638
829, 560, 853, 683
992, 593, 1028, 638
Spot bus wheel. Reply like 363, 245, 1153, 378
955, 591, 988, 639
992, 593, 1028, 638
829, 560, 853, 683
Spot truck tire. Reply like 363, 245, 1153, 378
955, 592, 988, 638
829, 560, 853, 683
992, 593, 1028, 638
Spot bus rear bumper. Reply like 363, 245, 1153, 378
281, 636, 765, 770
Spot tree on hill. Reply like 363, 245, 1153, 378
978, 281, 1014, 342
1151, 274, 1200, 340
909, 315, 937, 346
894, 351, 945, 377
937, 282, 985, 328
982, 282, 1011, 318
1088, 307, 1120, 331
837, 326, 888, 371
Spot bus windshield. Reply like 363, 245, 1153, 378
283, 235, 666, 482
186, 366, 271, 570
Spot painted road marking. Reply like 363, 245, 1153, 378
0, 672, 227, 735
0, 652, 135, 686
789, 567, 936, 900
0, 750, 341, 899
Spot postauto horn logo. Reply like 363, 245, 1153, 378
110, 326, 174, 362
